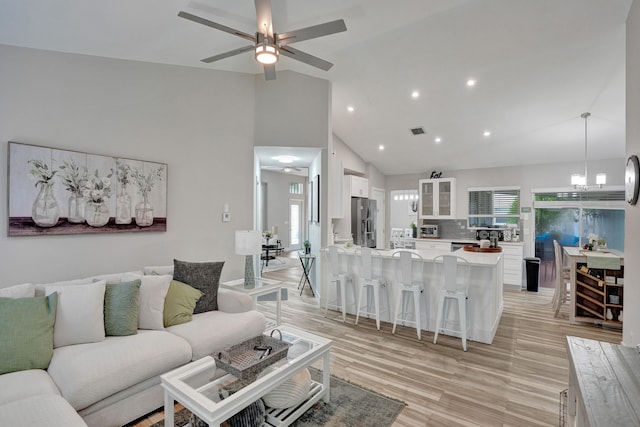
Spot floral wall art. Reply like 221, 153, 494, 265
8, 142, 167, 236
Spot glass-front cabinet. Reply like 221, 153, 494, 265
419, 178, 456, 219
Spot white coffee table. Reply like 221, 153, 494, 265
220, 278, 283, 326
161, 325, 332, 427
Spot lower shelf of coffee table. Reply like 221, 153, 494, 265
263, 380, 325, 427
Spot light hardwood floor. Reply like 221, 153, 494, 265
135, 253, 622, 427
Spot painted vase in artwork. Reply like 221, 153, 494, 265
32, 183, 60, 227
85, 201, 110, 227
115, 190, 132, 225
67, 193, 85, 223
135, 194, 153, 227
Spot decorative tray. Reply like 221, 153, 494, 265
214, 330, 290, 379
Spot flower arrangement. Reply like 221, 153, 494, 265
59, 161, 87, 194
27, 159, 57, 186
263, 231, 273, 240
82, 169, 113, 203
131, 165, 164, 198
114, 158, 131, 188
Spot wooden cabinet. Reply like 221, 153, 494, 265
418, 178, 456, 219
502, 244, 523, 286
348, 175, 368, 197
575, 264, 624, 323
415, 240, 451, 251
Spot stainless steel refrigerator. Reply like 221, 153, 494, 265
351, 197, 377, 248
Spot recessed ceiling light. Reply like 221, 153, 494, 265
347, 105, 355, 112
411, 91, 420, 99
434, 137, 442, 143
283, 167, 292, 173
378, 145, 384, 150
483, 130, 491, 137
466, 79, 476, 87
274, 155, 297, 164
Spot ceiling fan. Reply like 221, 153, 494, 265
178, 0, 347, 80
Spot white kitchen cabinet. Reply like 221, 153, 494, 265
502, 243, 523, 286
331, 160, 344, 218
415, 240, 452, 251
349, 175, 369, 197
419, 178, 456, 219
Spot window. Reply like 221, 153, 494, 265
468, 187, 520, 228
289, 183, 304, 195
533, 189, 625, 250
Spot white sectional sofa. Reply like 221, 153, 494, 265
0, 264, 266, 427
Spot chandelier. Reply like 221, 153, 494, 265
571, 112, 606, 190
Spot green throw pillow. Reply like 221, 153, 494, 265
104, 279, 141, 336
0, 293, 58, 375
163, 280, 203, 327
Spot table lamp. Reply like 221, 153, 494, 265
235, 230, 262, 288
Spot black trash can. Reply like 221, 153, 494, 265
524, 257, 541, 292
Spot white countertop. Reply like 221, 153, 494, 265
329, 245, 502, 267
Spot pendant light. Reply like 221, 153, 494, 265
571, 112, 606, 190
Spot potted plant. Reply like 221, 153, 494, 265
263, 230, 273, 245
303, 240, 311, 254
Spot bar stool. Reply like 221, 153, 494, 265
432, 254, 471, 351
324, 245, 354, 322
355, 247, 389, 330
391, 250, 426, 339
552, 239, 571, 317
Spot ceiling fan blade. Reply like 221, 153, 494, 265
201, 45, 255, 63
277, 19, 347, 46
280, 46, 334, 71
254, 0, 274, 38
264, 64, 277, 80
178, 11, 255, 43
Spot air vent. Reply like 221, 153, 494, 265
409, 127, 426, 136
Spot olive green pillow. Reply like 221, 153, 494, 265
104, 279, 141, 336
0, 293, 58, 375
163, 280, 203, 327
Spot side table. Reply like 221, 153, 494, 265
220, 278, 283, 326
298, 253, 316, 296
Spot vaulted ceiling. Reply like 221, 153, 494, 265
0, 0, 632, 175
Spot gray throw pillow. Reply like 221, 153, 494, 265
173, 259, 224, 313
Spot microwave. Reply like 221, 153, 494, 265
420, 224, 439, 238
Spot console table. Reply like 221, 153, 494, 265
566, 336, 640, 426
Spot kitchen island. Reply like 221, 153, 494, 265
321, 246, 504, 344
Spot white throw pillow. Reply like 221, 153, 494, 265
45, 281, 106, 348
143, 265, 174, 276
137, 275, 172, 330
0, 283, 34, 298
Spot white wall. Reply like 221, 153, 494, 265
624, 0, 640, 347
0, 45, 256, 285
254, 71, 330, 148
333, 134, 366, 174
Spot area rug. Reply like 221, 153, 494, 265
150, 368, 405, 427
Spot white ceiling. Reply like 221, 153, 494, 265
0, 0, 632, 176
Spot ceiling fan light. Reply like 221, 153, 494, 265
255, 43, 279, 65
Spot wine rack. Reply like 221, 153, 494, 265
575, 263, 624, 323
